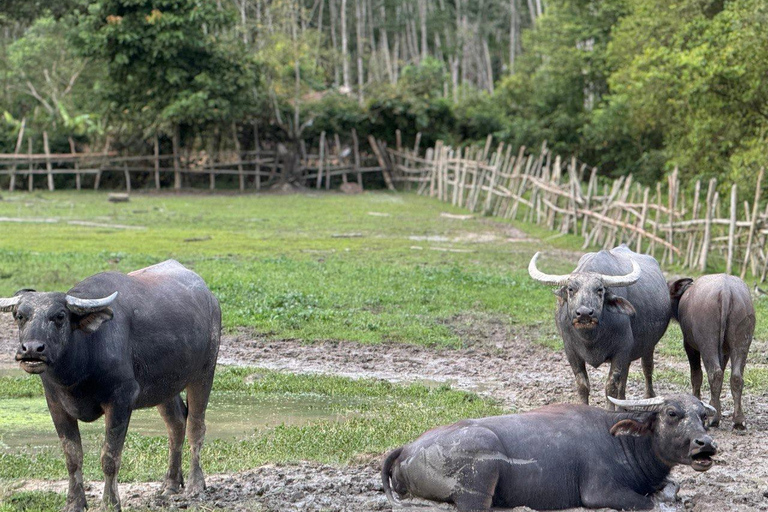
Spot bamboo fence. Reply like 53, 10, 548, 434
0, 130, 388, 193
386, 135, 768, 282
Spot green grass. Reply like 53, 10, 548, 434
0, 368, 504, 482
0, 191, 573, 347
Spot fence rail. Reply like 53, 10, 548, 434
0, 130, 390, 193
386, 136, 768, 282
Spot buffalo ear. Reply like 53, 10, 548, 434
74, 308, 113, 334
554, 286, 567, 304
668, 278, 693, 300
610, 418, 653, 437
605, 292, 636, 316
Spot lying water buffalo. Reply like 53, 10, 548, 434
669, 274, 755, 429
529, 245, 671, 407
382, 394, 717, 511
0, 260, 221, 512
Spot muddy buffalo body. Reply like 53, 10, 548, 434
669, 274, 755, 429
382, 394, 717, 511
529, 245, 671, 407
1, 260, 221, 512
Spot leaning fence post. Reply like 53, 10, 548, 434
68, 137, 81, 191
317, 131, 326, 189
741, 168, 764, 279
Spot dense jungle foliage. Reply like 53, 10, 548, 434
0, 0, 766, 187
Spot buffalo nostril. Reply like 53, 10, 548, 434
36, 345, 45, 353
21, 343, 28, 352
694, 439, 705, 446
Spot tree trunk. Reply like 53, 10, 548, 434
419, 0, 428, 61
355, 0, 364, 104
341, 0, 350, 90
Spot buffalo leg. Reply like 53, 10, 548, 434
157, 395, 188, 494
729, 343, 749, 430
48, 398, 86, 512
605, 358, 629, 410
101, 401, 132, 511
185, 374, 214, 495
702, 357, 724, 427
582, 486, 653, 510
640, 351, 656, 398
683, 342, 702, 399
566, 351, 590, 405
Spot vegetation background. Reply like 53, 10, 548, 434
1, 0, 767, 192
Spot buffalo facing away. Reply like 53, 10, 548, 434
669, 274, 755, 429
382, 394, 717, 511
1, 260, 221, 512
529, 245, 671, 407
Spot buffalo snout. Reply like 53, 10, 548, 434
15, 341, 49, 374
690, 435, 717, 472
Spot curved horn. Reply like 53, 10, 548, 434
0, 296, 21, 312
528, 252, 571, 286
608, 396, 666, 412
600, 258, 642, 288
65, 292, 118, 314
702, 402, 717, 417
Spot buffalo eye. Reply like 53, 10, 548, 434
54, 311, 67, 324
15, 312, 25, 323
567, 286, 574, 293
667, 409, 677, 418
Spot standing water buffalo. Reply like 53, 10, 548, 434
382, 394, 717, 511
529, 245, 671, 406
669, 274, 755, 429
0, 260, 221, 512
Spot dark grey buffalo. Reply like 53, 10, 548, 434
529, 245, 671, 407
0, 260, 221, 512
382, 394, 717, 511
669, 274, 755, 429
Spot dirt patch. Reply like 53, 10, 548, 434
3, 312, 768, 510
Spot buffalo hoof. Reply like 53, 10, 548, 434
186, 477, 206, 496
63, 503, 87, 512
708, 419, 720, 428
161, 484, 183, 496
733, 422, 747, 431
656, 479, 680, 504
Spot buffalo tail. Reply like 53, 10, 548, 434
381, 447, 404, 508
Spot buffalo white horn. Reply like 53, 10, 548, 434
0, 296, 21, 312
600, 258, 642, 288
608, 395, 666, 412
528, 252, 571, 286
65, 291, 118, 314
702, 402, 717, 417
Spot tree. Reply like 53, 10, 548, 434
73, 0, 258, 140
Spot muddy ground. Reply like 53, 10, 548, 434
2, 313, 768, 511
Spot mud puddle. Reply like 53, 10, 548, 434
0, 392, 349, 451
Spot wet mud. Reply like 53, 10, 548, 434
2, 313, 768, 511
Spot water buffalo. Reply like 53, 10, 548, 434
382, 394, 717, 511
0, 260, 221, 512
529, 245, 671, 407
669, 274, 755, 429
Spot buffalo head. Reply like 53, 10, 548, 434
609, 394, 717, 472
0, 290, 118, 374
528, 253, 640, 330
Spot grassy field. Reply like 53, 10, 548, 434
0, 191, 766, 511
0, 191, 581, 347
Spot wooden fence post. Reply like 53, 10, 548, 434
698, 179, 717, 272
68, 137, 81, 191
741, 167, 764, 279
43, 131, 54, 191
153, 134, 161, 190
27, 138, 33, 192
173, 124, 181, 190
352, 128, 362, 187
8, 118, 25, 192
726, 184, 738, 274
317, 131, 326, 189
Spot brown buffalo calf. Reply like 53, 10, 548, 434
669, 274, 755, 429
